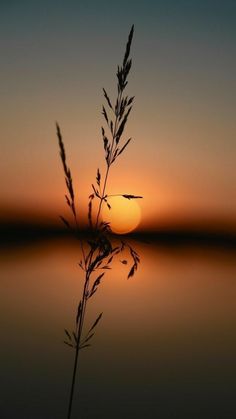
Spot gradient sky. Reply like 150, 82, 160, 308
1, 0, 235, 231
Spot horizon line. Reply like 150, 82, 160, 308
1, 220, 235, 250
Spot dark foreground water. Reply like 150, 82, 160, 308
1, 238, 236, 418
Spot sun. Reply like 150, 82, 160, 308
102, 196, 141, 234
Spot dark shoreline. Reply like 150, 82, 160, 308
1, 221, 235, 249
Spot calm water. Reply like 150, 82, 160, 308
1, 238, 236, 418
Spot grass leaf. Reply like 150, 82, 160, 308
122, 194, 143, 200
88, 313, 103, 334
60, 216, 70, 229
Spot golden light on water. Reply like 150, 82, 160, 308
102, 196, 141, 234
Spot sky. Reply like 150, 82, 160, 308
1, 0, 236, 231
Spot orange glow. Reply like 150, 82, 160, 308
102, 196, 141, 234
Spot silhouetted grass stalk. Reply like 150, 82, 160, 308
57, 25, 142, 419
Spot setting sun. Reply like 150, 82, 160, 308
102, 196, 141, 234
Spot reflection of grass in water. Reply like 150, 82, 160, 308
56, 26, 142, 419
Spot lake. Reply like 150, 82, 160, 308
1, 237, 236, 418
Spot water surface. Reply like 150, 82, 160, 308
1, 238, 235, 418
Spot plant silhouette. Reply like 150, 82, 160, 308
56, 25, 142, 419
